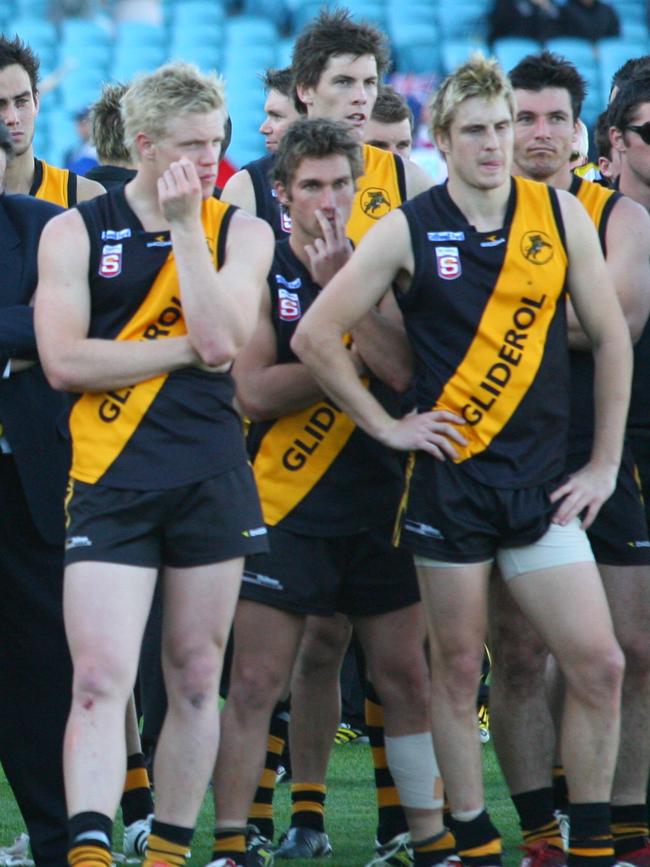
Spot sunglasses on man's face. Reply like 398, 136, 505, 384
626, 122, 650, 144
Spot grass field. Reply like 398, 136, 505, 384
0, 739, 522, 867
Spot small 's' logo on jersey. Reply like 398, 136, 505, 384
435, 246, 461, 280
428, 231, 465, 242
361, 187, 391, 219
521, 231, 553, 264
280, 210, 292, 233
99, 243, 123, 278
101, 228, 131, 240
278, 287, 301, 321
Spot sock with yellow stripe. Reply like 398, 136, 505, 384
450, 808, 502, 867
611, 804, 649, 859
68, 811, 113, 867
247, 700, 289, 840
413, 829, 457, 867
211, 827, 247, 865
553, 767, 569, 814
142, 821, 193, 867
365, 681, 409, 845
121, 752, 154, 826
290, 783, 326, 832
567, 803, 614, 867
512, 788, 564, 849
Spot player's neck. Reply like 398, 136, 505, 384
124, 171, 171, 232
289, 229, 312, 271
3, 148, 36, 195
617, 162, 650, 211
447, 175, 512, 233
514, 162, 572, 191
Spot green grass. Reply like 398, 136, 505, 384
0, 740, 522, 866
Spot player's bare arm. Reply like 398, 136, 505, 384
403, 155, 434, 197
163, 158, 274, 367
550, 190, 633, 529
35, 208, 200, 393
233, 287, 326, 421
567, 195, 650, 348
220, 167, 257, 214
292, 207, 466, 459
76, 174, 106, 202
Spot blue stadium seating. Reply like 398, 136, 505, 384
492, 37, 541, 71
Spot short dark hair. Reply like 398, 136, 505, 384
594, 109, 612, 160
292, 8, 390, 113
272, 117, 364, 191
608, 70, 650, 134
371, 85, 413, 130
262, 66, 293, 97
610, 55, 650, 99
0, 34, 40, 94
0, 119, 13, 162
509, 50, 586, 121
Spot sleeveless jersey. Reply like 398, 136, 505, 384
68, 186, 247, 489
248, 240, 404, 536
246, 152, 291, 239
398, 175, 569, 488
347, 143, 406, 245
248, 143, 406, 245
567, 174, 622, 446
30, 158, 77, 207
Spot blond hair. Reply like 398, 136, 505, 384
430, 54, 515, 139
122, 61, 226, 159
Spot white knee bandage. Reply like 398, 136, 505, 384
384, 731, 443, 810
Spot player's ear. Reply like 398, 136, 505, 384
274, 180, 290, 207
296, 82, 314, 110
136, 131, 156, 161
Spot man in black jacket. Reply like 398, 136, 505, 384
0, 119, 72, 866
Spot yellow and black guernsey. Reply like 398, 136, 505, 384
568, 174, 622, 447
347, 143, 406, 246
397, 175, 570, 488
249, 240, 404, 535
30, 158, 78, 207
251, 143, 405, 245
68, 185, 247, 489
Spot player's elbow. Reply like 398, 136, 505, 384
384, 367, 414, 394
41, 356, 80, 392
236, 394, 274, 423
290, 322, 316, 364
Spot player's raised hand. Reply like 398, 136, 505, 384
158, 158, 202, 225
305, 207, 353, 288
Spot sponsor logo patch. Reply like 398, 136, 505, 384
242, 569, 283, 590
65, 535, 93, 550
101, 228, 131, 240
480, 234, 506, 248
146, 234, 172, 248
99, 243, 123, 278
404, 520, 445, 539
427, 231, 465, 242
435, 246, 461, 280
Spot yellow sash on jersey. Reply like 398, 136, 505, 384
34, 161, 71, 207
69, 199, 228, 484
253, 364, 370, 526
435, 177, 568, 464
